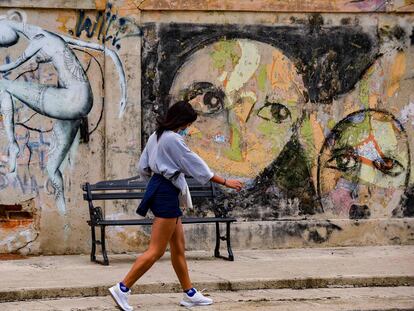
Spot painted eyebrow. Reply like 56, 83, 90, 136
329, 146, 355, 155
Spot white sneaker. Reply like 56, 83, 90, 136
109, 283, 133, 311
180, 289, 213, 307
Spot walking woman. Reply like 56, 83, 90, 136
109, 100, 243, 310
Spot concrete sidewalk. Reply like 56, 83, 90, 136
2, 287, 414, 310
1, 246, 413, 302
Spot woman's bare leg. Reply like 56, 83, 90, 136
170, 218, 192, 290
0, 91, 19, 172
122, 217, 177, 288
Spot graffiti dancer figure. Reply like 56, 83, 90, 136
0, 10, 127, 214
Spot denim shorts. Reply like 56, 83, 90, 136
137, 174, 183, 218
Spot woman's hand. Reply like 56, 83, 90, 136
210, 174, 244, 191
224, 179, 244, 192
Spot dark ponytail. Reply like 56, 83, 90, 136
156, 100, 198, 140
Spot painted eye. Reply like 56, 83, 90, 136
326, 148, 360, 172
203, 90, 223, 110
182, 82, 225, 115
257, 102, 291, 124
373, 157, 404, 177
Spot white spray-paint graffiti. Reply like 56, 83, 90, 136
0, 10, 128, 215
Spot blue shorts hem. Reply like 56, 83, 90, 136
151, 210, 183, 218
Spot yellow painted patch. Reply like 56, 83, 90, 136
188, 125, 201, 136
191, 127, 275, 178
341, 94, 360, 118
320, 168, 342, 194
387, 52, 406, 97
368, 93, 378, 109
56, 12, 74, 33
95, 0, 107, 10
267, 51, 294, 93
233, 94, 256, 123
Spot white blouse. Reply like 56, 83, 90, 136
138, 130, 214, 196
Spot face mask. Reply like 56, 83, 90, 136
178, 128, 189, 136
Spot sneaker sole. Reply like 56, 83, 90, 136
180, 300, 213, 307
109, 287, 133, 311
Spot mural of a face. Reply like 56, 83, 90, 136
170, 39, 306, 179
318, 110, 410, 219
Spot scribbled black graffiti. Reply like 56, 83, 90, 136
189, 136, 320, 220
379, 24, 408, 50
401, 186, 414, 217
281, 221, 342, 244
71, 2, 141, 50
349, 204, 371, 219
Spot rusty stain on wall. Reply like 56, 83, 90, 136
0, 199, 39, 253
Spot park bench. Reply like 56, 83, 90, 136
82, 175, 236, 265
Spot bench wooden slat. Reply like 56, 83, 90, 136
182, 217, 236, 223
88, 184, 148, 191
88, 183, 213, 191
84, 191, 215, 201
84, 192, 144, 200
84, 175, 213, 191
92, 217, 236, 226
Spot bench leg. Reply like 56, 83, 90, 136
214, 222, 220, 258
214, 222, 234, 261
226, 222, 234, 261
90, 225, 97, 262
100, 225, 109, 266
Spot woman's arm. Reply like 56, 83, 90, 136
210, 174, 243, 192
137, 145, 152, 181
170, 136, 244, 191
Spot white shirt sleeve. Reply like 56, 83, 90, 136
168, 135, 214, 185
138, 145, 152, 181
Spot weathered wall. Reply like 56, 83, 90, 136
0, 0, 141, 254
0, 0, 413, 255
